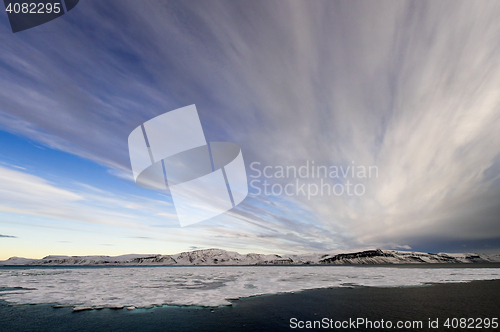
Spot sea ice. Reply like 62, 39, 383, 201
0, 266, 498, 310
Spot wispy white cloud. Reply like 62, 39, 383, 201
0, 165, 173, 229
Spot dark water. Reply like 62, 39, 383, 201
1, 279, 499, 332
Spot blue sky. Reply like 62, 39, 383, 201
1, 1, 500, 259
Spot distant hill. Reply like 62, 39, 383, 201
1, 248, 499, 266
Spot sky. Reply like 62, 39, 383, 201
0, 0, 499, 260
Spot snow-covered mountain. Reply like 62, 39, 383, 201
1, 248, 499, 266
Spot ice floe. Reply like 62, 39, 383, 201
0, 266, 498, 310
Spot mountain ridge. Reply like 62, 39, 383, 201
2, 248, 499, 266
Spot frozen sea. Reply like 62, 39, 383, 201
1, 265, 499, 310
